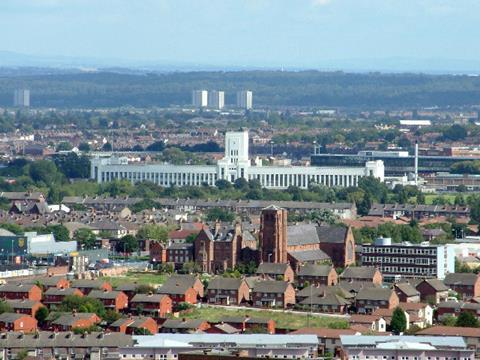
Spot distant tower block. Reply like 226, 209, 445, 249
14, 89, 30, 107
259, 205, 288, 263
192, 90, 208, 108
208, 90, 225, 110
236, 90, 253, 110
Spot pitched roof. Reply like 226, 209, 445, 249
297, 264, 333, 277
0, 283, 38, 293
340, 266, 379, 280
287, 224, 320, 246
299, 293, 350, 306
395, 283, 420, 297
131, 294, 169, 303
444, 273, 480, 287
417, 279, 449, 292
356, 288, 394, 301
256, 263, 291, 275
6, 299, 42, 310
252, 280, 290, 294
89, 290, 124, 300
288, 249, 331, 263
316, 225, 349, 244
207, 277, 244, 291
44, 287, 82, 296
161, 319, 207, 330
70, 279, 109, 289
417, 325, 480, 337
0, 313, 31, 323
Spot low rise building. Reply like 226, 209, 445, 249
119, 334, 319, 359
340, 335, 474, 360
360, 237, 455, 280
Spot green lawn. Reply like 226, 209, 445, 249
104, 271, 168, 288
424, 194, 457, 205
182, 306, 349, 330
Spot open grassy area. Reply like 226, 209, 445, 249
104, 271, 168, 288
424, 194, 457, 205
182, 306, 349, 331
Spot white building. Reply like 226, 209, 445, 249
90, 130, 384, 189
119, 334, 318, 360
208, 90, 225, 109
192, 90, 208, 108
13, 89, 30, 107
361, 237, 455, 280
237, 90, 253, 109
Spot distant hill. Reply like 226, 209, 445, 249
1, 70, 480, 109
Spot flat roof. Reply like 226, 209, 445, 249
340, 335, 466, 349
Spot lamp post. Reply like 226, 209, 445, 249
270, 141, 274, 157
10, 239, 14, 265
268, 253, 272, 263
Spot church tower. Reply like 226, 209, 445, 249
259, 205, 288, 263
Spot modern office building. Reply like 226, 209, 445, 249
360, 237, 455, 281
236, 90, 253, 109
192, 90, 208, 108
13, 89, 30, 107
90, 130, 384, 189
208, 90, 225, 109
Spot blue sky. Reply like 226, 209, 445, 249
1, 0, 480, 69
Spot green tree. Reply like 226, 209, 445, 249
116, 234, 139, 253
56, 141, 73, 151
73, 228, 97, 250
443, 124, 467, 141
456, 311, 479, 327
35, 306, 49, 326
47, 224, 70, 242
390, 307, 407, 334
0, 300, 12, 314
137, 225, 169, 244
60, 295, 106, 319
206, 207, 235, 222
78, 142, 91, 152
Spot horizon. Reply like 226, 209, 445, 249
1, 0, 480, 74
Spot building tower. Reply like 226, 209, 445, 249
192, 90, 208, 108
13, 89, 30, 107
236, 90, 253, 110
259, 205, 288, 263
208, 90, 225, 110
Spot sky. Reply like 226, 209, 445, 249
1, 0, 480, 70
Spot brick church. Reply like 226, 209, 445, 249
192, 205, 355, 272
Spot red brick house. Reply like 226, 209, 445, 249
355, 288, 399, 314
299, 293, 350, 314
444, 273, 480, 300
51, 312, 101, 331
6, 299, 44, 317
157, 275, 202, 305
297, 264, 338, 287
130, 293, 172, 317
43, 287, 84, 306
436, 301, 480, 322
160, 319, 210, 333
206, 277, 250, 305
149, 241, 167, 263
89, 290, 129, 311
70, 279, 112, 295
415, 279, 449, 304
251, 280, 296, 308
109, 316, 158, 335
27, 276, 70, 290
0, 283, 42, 301
339, 266, 383, 285
0, 313, 37, 333
256, 263, 295, 283
394, 283, 421, 303
116, 283, 141, 301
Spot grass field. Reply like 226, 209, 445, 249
424, 194, 457, 205
104, 271, 168, 288
182, 306, 349, 330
